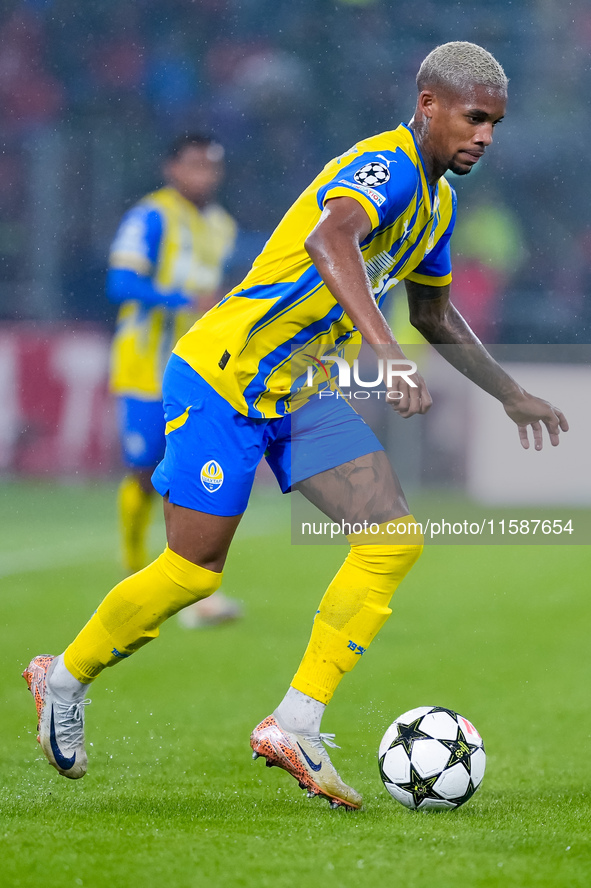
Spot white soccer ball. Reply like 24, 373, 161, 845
378, 706, 486, 811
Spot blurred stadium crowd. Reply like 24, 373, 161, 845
1, 0, 591, 342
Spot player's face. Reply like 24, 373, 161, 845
425, 84, 507, 177
165, 145, 224, 206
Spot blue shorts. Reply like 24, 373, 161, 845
117, 397, 166, 469
152, 354, 383, 516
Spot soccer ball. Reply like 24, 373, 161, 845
378, 706, 486, 811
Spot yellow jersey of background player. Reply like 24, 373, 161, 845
107, 133, 241, 627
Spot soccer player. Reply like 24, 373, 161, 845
107, 133, 242, 626
24, 43, 568, 810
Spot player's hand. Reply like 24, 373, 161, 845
388, 370, 433, 418
503, 391, 569, 450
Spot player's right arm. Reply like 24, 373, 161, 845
304, 195, 432, 418
107, 205, 191, 309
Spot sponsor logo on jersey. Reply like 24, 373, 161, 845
338, 179, 385, 207
200, 460, 224, 492
365, 249, 396, 289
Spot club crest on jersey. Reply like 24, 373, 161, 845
200, 460, 224, 492
354, 162, 390, 188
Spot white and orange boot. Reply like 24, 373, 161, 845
23, 655, 89, 779
250, 715, 362, 810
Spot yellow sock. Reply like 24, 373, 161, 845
291, 517, 423, 704
64, 547, 222, 682
118, 475, 154, 574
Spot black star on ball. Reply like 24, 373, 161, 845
388, 717, 431, 756
398, 764, 441, 807
439, 727, 478, 775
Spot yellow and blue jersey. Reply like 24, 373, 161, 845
109, 186, 236, 400
174, 124, 456, 418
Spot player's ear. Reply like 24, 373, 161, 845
417, 90, 436, 120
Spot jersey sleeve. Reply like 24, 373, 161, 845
316, 148, 416, 232
406, 186, 457, 289
109, 205, 163, 275
106, 268, 191, 308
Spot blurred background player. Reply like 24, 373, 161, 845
108, 132, 242, 628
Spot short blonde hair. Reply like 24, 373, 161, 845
417, 41, 508, 93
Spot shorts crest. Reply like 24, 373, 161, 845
200, 460, 224, 492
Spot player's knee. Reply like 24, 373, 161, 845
352, 540, 423, 565
157, 546, 223, 602
347, 516, 423, 551
348, 538, 423, 587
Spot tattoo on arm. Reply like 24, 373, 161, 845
405, 280, 521, 404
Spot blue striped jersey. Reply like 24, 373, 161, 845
174, 124, 456, 418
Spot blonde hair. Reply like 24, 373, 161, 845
417, 41, 508, 93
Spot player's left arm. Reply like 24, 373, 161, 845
405, 280, 569, 450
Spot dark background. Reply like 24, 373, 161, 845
1, 0, 590, 342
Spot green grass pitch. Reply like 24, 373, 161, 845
1, 480, 590, 887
